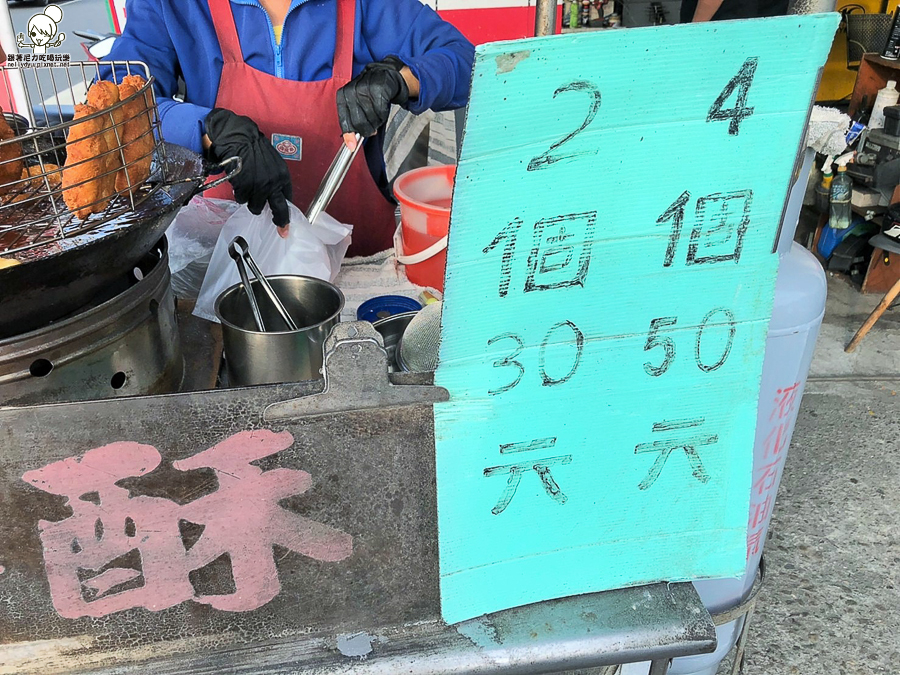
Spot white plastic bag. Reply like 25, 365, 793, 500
167, 196, 242, 300
193, 201, 352, 322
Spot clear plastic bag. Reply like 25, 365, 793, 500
193, 202, 352, 322
167, 196, 241, 300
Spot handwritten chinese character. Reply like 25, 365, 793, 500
22, 430, 352, 619
746, 528, 764, 559
749, 493, 773, 529
687, 190, 752, 266
484, 437, 572, 515
635, 418, 717, 490
770, 382, 801, 422
752, 458, 780, 497
525, 211, 596, 293
762, 421, 789, 460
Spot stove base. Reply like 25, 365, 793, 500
0, 238, 183, 406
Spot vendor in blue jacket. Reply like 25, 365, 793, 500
108, 0, 474, 256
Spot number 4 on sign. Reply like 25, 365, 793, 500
708, 58, 758, 136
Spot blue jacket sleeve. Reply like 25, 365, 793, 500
360, 0, 474, 115
109, 0, 210, 154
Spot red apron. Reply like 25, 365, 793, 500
205, 0, 397, 257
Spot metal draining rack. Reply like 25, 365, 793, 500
0, 60, 171, 257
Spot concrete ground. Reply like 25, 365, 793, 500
720, 272, 900, 675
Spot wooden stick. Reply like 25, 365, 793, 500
845, 276, 900, 352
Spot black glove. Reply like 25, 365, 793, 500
336, 56, 410, 138
205, 108, 292, 229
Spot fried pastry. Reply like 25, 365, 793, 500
86, 80, 124, 193
21, 163, 62, 190
0, 111, 24, 195
115, 75, 153, 194
86, 80, 124, 131
0, 164, 62, 205
62, 104, 117, 218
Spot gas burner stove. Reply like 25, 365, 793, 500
0, 237, 183, 406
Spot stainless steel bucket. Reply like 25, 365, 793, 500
215, 275, 344, 386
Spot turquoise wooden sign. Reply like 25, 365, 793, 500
434, 15, 839, 624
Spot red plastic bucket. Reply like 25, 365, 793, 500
393, 165, 454, 292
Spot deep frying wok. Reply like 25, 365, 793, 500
0, 143, 234, 338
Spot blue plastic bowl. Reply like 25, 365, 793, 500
357, 295, 423, 323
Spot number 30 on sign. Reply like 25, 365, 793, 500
433, 15, 839, 624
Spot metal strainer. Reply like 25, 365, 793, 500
397, 301, 443, 372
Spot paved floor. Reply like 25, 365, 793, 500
723, 272, 900, 675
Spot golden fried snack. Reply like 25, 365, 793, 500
60, 80, 126, 219
0, 257, 20, 269
0, 111, 24, 195
62, 104, 118, 218
86, 79, 124, 191
0, 164, 62, 205
21, 164, 62, 190
87, 80, 124, 131
115, 75, 153, 194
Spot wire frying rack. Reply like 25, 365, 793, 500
0, 60, 170, 257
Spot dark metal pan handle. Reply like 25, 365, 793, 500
195, 156, 242, 193
164, 156, 242, 194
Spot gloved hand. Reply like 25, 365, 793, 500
336, 56, 410, 139
205, 108, 292, 229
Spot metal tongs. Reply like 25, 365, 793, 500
305, 133, 362, 224
224, 136, 362, 331
228, 236, 299, 333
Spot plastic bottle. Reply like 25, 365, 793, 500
884, 8, 900, 60
846, 96, 870, 148
814, 158, 833, 213
869, 80, 899, 129
829, 162, 852, 230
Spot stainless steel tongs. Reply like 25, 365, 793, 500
305, 133, 362, 225
225, 136, 362, 331
228, 236, 299, 333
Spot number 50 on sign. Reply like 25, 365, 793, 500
434, 15, 839, 624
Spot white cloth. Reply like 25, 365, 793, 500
335, 250, 440, 322
806, 105, 851, 157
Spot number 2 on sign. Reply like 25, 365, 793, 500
528, 81, 602, 171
